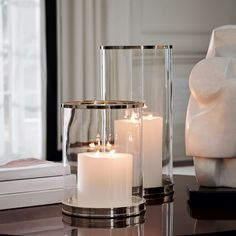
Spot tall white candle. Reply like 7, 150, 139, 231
77, 152, 133, 208
115, 115, 163, 188
114, 118, 141, 186
143, 115, 163, 188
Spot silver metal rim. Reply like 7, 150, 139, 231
145, 193, 174, 206
62, 213, 145, 228
100, 45, 172, 50
62, 196, 146, 219
61, 100, 144, 109
144, 179, 174, 199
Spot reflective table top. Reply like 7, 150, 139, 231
0, 175, 236, 235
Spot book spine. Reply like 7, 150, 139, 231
0, 164, 71, 181
0, 174, 76, 195
0, 189, 65, 210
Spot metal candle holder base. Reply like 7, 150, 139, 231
62, 212, 145, 228
62, 196, 146, 219
144, 178, 174, 205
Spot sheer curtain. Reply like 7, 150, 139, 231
0, 0, 45, 164
58, 0, 104, 102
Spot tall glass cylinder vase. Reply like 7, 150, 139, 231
61, 100, 145, 219
100, 45, 173, 200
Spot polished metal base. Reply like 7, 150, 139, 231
144, 178, 174, 204
145, 192, 174, 205
62, 212, 145, 228
62, 196, 146, 219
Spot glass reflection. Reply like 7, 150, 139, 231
63, 201, 173, 236
194, 220, 236, 234
64, 223, 144, 236
144, 202, 173, 236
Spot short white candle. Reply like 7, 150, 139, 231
115, 115, 163, 188
77, 152, 133, 208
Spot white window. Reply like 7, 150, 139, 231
0, 0, 45, 164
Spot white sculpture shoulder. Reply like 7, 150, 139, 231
207, 25, 236, 58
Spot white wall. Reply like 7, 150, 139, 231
58, 0, 236, 161
104, 0, 236, 161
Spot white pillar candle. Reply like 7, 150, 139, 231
143, 115, 163, 188
77, 152, 133, 208
114, 119, 141, 186
115, 115, 163, 188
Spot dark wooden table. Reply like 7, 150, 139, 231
0, 175, 236, 235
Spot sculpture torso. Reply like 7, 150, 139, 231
185, 25, 236, 187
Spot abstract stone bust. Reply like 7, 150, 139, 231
185, 25, 236, 187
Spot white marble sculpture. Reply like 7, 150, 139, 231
186, 25, 236, 187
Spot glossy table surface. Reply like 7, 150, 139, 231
0, 175, 236, 235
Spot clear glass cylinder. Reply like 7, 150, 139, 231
61, 100, 145, 218
100, 45, 173, 198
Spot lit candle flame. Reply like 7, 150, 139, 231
89, 143, 96, 148
89, 133, 115, 153
107, 141, 112, 148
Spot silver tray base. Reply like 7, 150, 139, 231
62, 212, 145, 228
62, 196, 146, 219
144, 178, 174, 204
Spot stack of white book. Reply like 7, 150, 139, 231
0, 158, 76, 210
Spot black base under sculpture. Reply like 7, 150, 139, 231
187, 185, 236, 219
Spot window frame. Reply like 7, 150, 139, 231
45, 0, 61, 161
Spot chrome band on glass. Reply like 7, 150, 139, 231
100, 45, 172, 50
62, 100, 144, 109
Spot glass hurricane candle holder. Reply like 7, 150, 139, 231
61, 100, 145, 219
100, 45, 173, 199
